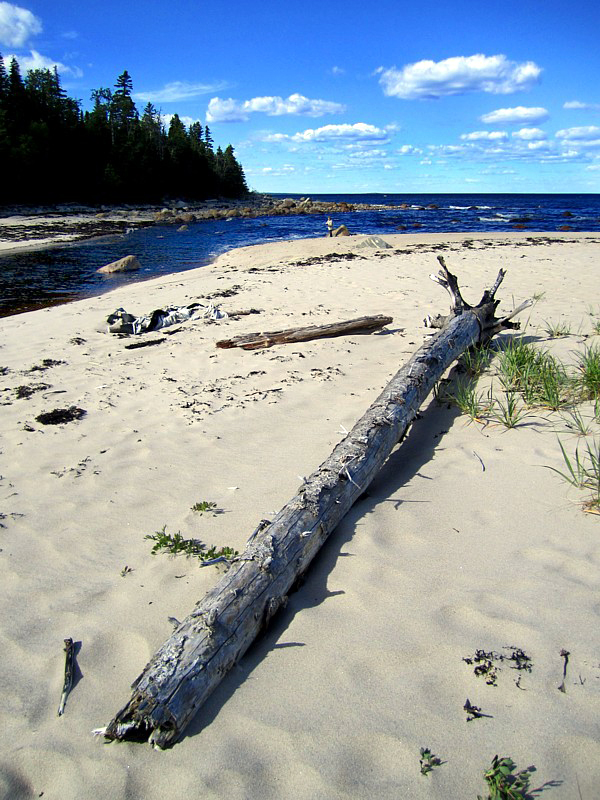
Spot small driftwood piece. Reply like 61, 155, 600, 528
58, 637, 75, 716
103, 258, 530, 748
215, 314, 393, 350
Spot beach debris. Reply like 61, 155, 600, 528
97, 254, 141, 274
463, 647, 533, 687
227, 308, 263, 319
355, 235, 393, 250
29, 358, 66, 372
123, 338, 166, 350
216, 314, 393, 350
106, 302, 226, 335
463, 650, 499, 685
15, 383, 50, 400
36, 406, 86, 425
419, 747, 444, 775
558, 649, 570, 693
120, 566, 133, 577
102, 258, 532, 748
464, 698, 491, 721
58, 638, 76, 716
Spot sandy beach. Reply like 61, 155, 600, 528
1, 231, 599, 799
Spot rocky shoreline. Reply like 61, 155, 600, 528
0, 193, 381, 252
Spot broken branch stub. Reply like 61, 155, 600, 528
103, 259, 528, 748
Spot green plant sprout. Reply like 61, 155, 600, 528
419, 747, 443, 776
191, 500, 222, 515
145, 526, 238, 563
478, 755, 536, 800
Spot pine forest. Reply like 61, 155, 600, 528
0, 59, 248, 205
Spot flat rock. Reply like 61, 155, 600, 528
355, 235, 393, 250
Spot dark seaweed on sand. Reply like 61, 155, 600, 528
36, 406, 86, 425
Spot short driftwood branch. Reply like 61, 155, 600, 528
102, 259, 529, 748
215, 314, 393, 350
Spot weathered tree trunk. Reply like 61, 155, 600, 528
216, 314, 393, 350
102, 258, 531, 748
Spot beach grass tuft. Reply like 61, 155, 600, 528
575, 344, 600, 400
548, 439, 600, 513
543, 319, 571, 338
459, 344, 494, 378
559, 407, 594, 437
489, 390, 528, 429
495, 339, 570, 410
442, 377, 491, 423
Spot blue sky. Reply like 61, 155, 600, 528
1, 0, 599, 194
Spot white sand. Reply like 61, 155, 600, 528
1, 232, 599, 799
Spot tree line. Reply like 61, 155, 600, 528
0, 59, 248, 205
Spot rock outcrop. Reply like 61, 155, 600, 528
97, 255, 141, 274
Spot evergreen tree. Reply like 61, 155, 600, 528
0, 53, 8, 104
110, 70, 138, 141
220, 144, 248, 197
6, 57, 26, 131
189, 121, 205, 154
204, 124, 213, 151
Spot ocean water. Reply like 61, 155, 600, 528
1, 193, 599, 316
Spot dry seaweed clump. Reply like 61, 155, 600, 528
36, 407, 87, 425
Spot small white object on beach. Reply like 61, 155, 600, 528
97, 254, 141, 274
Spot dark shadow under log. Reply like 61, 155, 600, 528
102, 257, 531, 748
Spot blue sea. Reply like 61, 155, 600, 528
1, 193, 599, 317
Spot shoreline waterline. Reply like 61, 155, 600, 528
1, 192, 600, 318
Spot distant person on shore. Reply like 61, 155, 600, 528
326, 217, 333, 237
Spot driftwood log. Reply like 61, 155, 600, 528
215, 314, 393, 350
102, 258, 531, 748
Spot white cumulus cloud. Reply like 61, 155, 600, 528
135, 80, 229, 104
527, 140, 548, 150
206, 93, 345, 123
377, 54, 541, 100
0, 1, 41, 47
480, 106, 549, 124
564, 100, 600, 111
512, 127, 547, 140
265, 122, 391, 145
555, 125, 600, 141
460, 130, 508, 141
397, 144, 423, 155
3, 49, 82, 77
